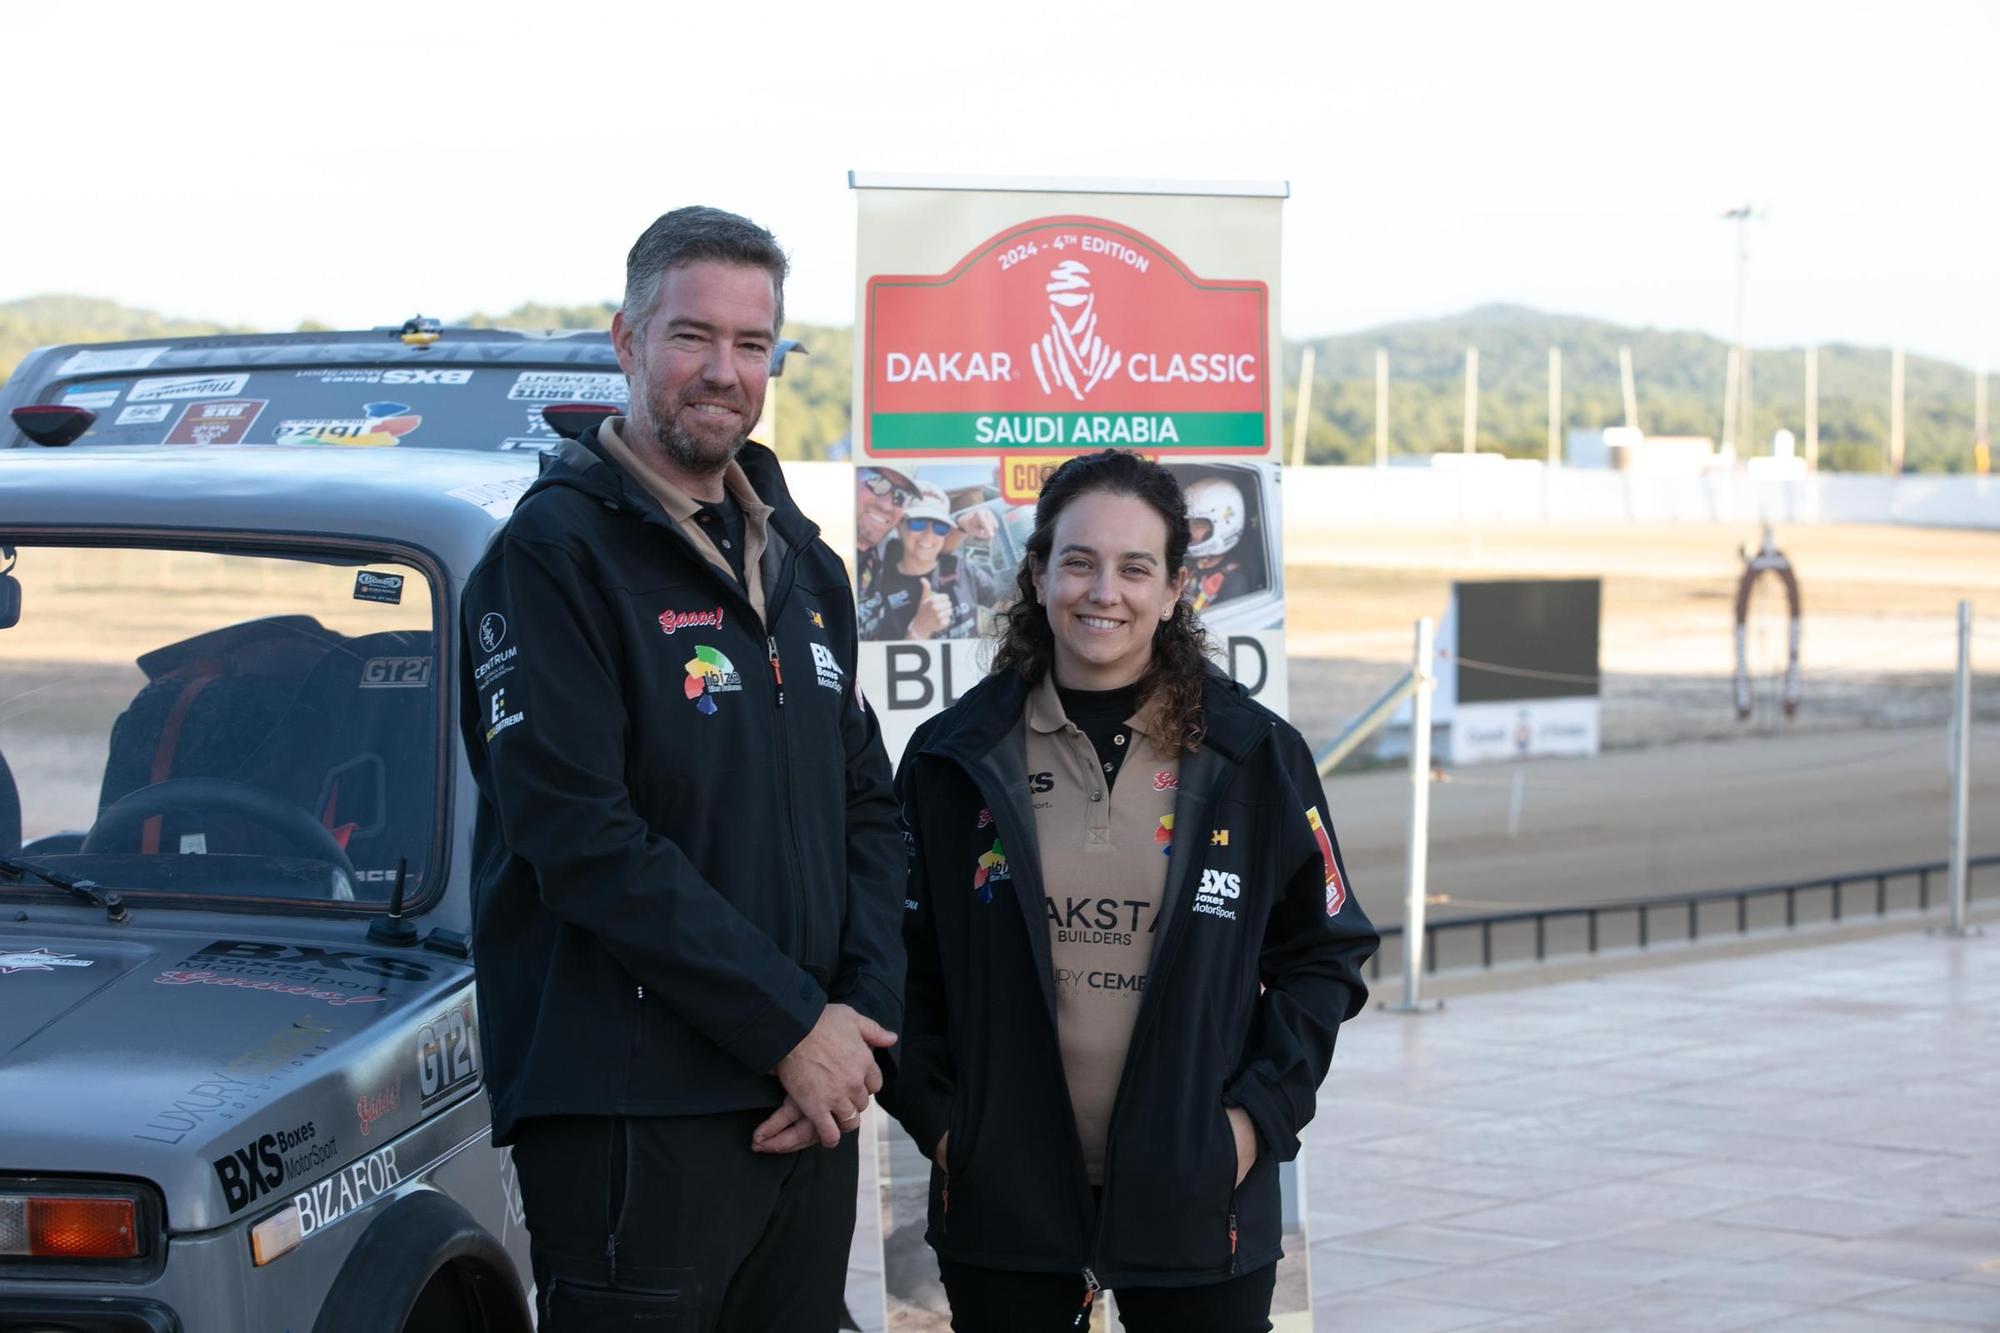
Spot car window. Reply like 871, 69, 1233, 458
42, 366, 626, 453
0, 543, 440, 907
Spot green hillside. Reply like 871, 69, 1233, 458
4, 295, 1983, 472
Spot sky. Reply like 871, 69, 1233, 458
5, 0, 1993, 366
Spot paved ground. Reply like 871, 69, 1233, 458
1302, 926, 2000, 1330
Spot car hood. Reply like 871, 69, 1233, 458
0, 920, 478, 1233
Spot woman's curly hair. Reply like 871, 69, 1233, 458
990, 450, 1213, 756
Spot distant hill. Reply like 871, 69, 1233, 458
3, 295, 1981, 472
1286, 304, 1981, 474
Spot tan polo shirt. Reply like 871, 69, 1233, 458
595, 417, 772, 622
1024, 672, 1179, 1183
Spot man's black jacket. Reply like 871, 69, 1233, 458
460, 429, 905, 1144
881, 669, 1377, 1289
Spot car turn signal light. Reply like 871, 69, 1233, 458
0, 1193, 138, 1259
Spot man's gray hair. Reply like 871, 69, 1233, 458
621, 206, 788, 334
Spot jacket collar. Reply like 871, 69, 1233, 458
529, 423, 819, 549
927, 664, 1268, 762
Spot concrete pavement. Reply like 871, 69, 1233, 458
1304, 927, 2000, 1330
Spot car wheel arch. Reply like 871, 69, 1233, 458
309, 1187, 530, 1333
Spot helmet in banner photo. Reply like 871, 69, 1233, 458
1184, 476, 1246, 559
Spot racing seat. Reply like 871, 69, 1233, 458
229, 630, 438, 897
97, 616, 345, 846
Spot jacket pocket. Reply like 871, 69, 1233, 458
545, 1272, 698, 1330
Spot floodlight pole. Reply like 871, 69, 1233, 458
1393, 617, 1437, 1011
1946, 601, 1974, 935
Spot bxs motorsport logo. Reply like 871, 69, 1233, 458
1192, 868, 1241, 922
810, 641, 845, 693
212, 1119, 335, 1213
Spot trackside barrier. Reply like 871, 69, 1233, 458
1364, 854, 2000, 981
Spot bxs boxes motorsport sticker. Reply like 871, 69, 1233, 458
165, 398, 267, 446
864, 216, 1269, 457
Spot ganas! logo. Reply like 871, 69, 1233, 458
682, 645, 743, 715
865, 215, 1269, 457
972, 838, 1009, 904
659, 605, 724, 636
1154, 813, 1174, 857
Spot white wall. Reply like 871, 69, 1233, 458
1280, 465, 1999, 531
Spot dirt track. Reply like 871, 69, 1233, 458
1280, 520, 2000, 942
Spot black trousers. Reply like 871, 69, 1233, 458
511, 1111, 859, 1332
937, 1258, 1277, 1333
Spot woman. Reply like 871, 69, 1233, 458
881, 450, 1378, 1332
859, 481, 1005, 642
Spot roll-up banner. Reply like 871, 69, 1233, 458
849, 173, 1310, 1332
850, 173, 1291, 762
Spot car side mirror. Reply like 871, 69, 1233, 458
0, 574, 19, 630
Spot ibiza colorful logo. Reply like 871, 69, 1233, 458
1154, 813, 1174, 857
682, 645, 743, 715
972, 838, 1009, 903
1306, 806, 1346, 916
275, 400, 424, 448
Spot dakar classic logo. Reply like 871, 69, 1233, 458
865, 215, 1270, 456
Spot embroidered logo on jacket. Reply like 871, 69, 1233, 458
682, 646, 743, 715
1307, 805, 1346, 916
1152, 770, 1179, 791
659, 605, 724, 636
806, 608, 826, 629
1154, 813, 1174, 857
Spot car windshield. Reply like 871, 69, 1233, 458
0, 543, 439, 908
43, 365, 626, 453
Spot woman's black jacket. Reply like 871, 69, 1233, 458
881, 667, 1379, 1289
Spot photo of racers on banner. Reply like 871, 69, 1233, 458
855, 458, 1285, 645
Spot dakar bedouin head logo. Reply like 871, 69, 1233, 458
682, 646, 743, 715
1031, 261, 1122, 402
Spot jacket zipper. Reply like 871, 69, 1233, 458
1070, 1267, 1100, 1329
1228, 1209, 1240, 1275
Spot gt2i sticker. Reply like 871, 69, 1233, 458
0, 947, 95, 974
165, 398, 266, 445
353, 570, 404, 604
417, 997, 479, 1108
296, 368, 473, 385
1306, 806, 1346, 916
359, 656, 432, 689
212, 1119, 334, 1213
294, 1144, 402, 1240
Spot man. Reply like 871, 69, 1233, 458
853, 464, 914, 637
460, 206, 905, 1330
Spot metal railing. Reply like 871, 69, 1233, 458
1367, 854, 1999, 982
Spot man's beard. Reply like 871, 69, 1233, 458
639, 378, 753, 477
